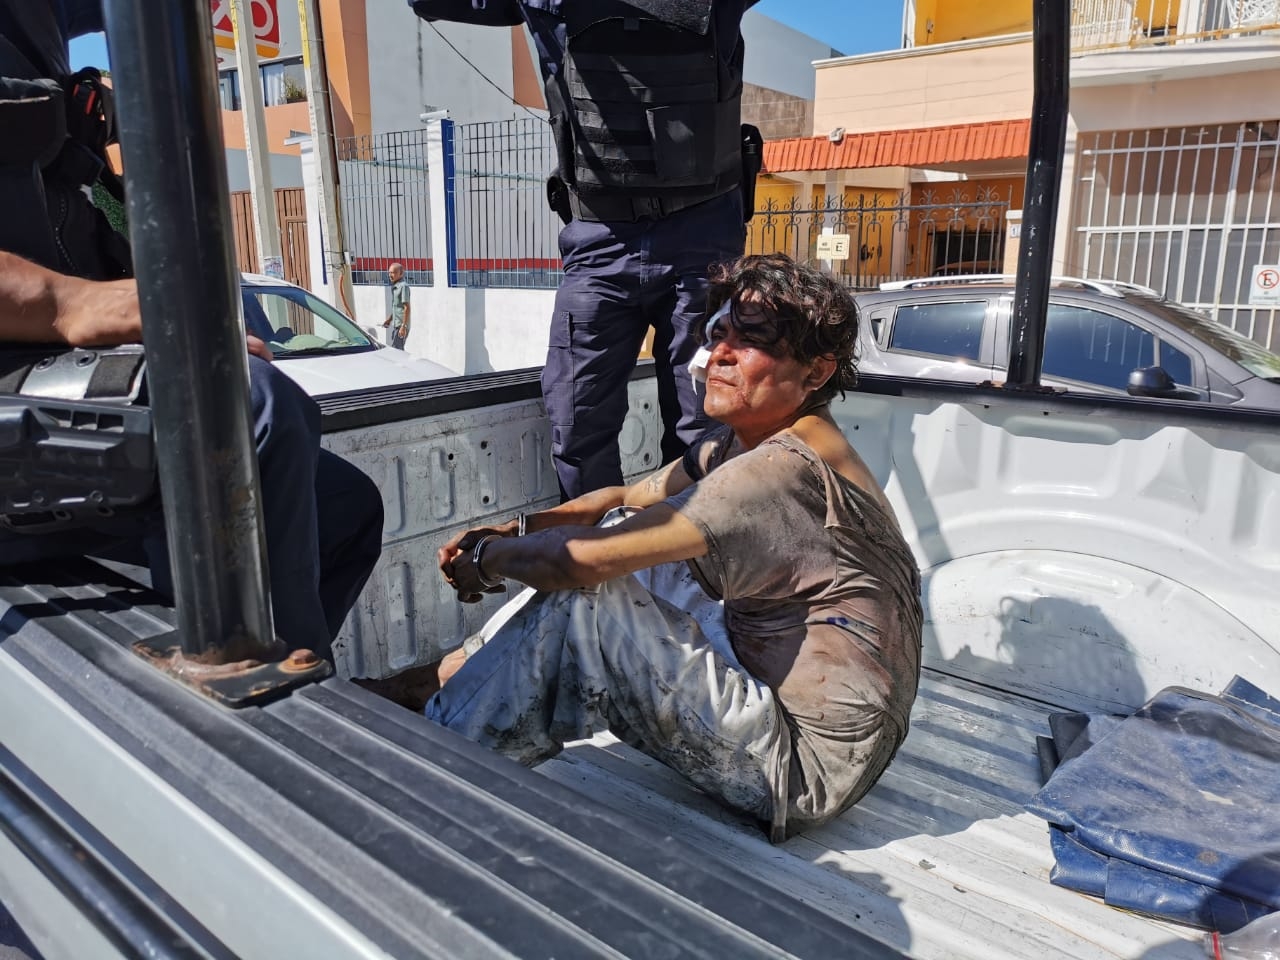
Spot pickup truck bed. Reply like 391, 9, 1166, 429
541, 669, 1204, 959
4, 370, 1276, 958
0, 567, 1204, 958
0, 566, 1202, 959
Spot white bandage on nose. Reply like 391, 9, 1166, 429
688, 346, 712, 384
688, 300, 732, 386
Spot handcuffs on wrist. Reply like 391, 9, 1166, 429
471, 534, 504, 589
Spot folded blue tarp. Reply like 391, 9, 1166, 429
1026, 677, 1280, 932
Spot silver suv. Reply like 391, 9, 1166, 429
854, 276, 1280, 409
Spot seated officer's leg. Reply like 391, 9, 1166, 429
145, 364, 379, 656
313, 448, 383, 638
541, 221, 649, 499
0, 525, 143, 568
248, 357, 332, 655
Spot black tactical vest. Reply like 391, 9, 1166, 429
546, 0, 744, 222
0, 6, 130, 280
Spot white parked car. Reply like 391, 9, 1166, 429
240, 274, 457, 397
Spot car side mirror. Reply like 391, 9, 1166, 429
1127, 366, 1197, 400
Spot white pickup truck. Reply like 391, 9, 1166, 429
4, 364, 1276, 959
1, 0, 1276, 956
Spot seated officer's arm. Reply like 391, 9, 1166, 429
0, 251, 140, 345
0, 251, 273, 359
408, 0, 524, 26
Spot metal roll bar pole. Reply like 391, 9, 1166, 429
1006, 0, 1071, 390
105, 0, 279, 664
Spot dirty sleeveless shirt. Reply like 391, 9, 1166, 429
668, 425, 924, 823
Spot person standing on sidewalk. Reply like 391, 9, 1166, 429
383, 261, 411, 350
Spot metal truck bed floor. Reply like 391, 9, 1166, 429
536, 670, 1205, 960
0, 563, 1212, 958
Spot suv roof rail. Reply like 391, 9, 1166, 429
878, 274, 1161, 298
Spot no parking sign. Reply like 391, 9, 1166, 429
1250, 264, 1280, 306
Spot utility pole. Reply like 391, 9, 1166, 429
230, 0, 283, 278
297, 0, 353, 311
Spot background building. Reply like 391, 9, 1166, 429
218, 1, 839, 186
766, 0, 1280, 348
217, 1, 842, 374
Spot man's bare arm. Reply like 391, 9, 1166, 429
0, 251, 141, 346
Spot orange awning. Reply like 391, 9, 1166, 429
762, 118, 1031, 174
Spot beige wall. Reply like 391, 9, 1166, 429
1072, 67, 1280, 133
813, 39, 1033, 135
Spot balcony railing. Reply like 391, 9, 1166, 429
1072, 0, 1280, 53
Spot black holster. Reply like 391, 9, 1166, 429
546, 170, 572, 226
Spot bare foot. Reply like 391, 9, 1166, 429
436, 647, 468, 687
352, 647, 470, 712
353, 660, 443, 711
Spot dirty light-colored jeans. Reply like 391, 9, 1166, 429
424, 547, 791, 833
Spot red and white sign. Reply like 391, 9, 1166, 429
211, 0, 280, 59
1249, 264, 1280, 306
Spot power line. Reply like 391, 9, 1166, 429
426, 22, 548, 124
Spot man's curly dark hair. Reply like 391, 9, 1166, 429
701, 253, 859, 404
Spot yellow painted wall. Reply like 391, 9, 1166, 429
832, 187, 903, 285
907, 176, 1025, 273
749, 182, 906, 281
909, 176, 1024, 211
916, 0, 1175, 45
917, 0, 1031, 45
745, 179, 804, 254
744, 178, 1032, 283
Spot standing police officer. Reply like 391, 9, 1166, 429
411, 0, 760, 498
0, 0, 385, 660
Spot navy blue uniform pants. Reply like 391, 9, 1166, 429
541, 190, 745, 498
0, 358, 383, 660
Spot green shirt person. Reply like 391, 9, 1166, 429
383, 262, 411, 349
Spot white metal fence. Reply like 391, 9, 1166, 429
1072, 121, 1280, 348
1072, 0, 1280, 52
